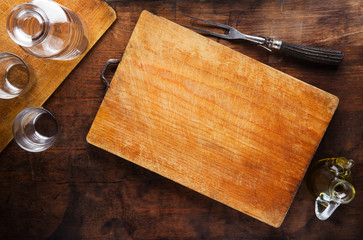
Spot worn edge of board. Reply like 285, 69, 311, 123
87, 10, 339, 228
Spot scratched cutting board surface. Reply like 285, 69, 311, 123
0, 0, 116, 152
87, 10, 339, 227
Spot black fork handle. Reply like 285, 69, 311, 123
278, 41, 344, 66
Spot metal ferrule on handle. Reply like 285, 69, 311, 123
264, 37, 282, 50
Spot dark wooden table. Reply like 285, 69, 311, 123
1, 0, 362, 239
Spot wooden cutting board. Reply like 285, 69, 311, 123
87, 10, 339, 227
0, 0, 116, 152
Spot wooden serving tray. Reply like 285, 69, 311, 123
0, 0, 116, 152
87, 11, 339, 227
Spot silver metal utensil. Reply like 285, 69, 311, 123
185, 16, 343, 66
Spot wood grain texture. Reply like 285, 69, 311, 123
87, 10, 338, 227
1, 0, 362, 239
0, 0, 116, 152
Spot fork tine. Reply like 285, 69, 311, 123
183, 15, 267, 45
183, 25, 230, 39
186, 15, 233, 30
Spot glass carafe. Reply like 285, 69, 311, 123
307, 157, 355, 220
7, 0, 89, 60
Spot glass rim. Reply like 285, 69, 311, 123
12, 107, 58, 152
330, 179, 355, 204
0, 52, 30, 99
6, 2, 50, 48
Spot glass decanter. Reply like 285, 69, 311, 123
307, 157, 355, 220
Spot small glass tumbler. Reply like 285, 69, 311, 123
7, 0, 89, 60
0, 53, 30, 99
13, 107, 58, 152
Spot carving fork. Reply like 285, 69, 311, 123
185, 16, 344, 66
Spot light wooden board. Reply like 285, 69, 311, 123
0, 0, 116, 152
87, 10, 339, 227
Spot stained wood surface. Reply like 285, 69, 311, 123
87, 10, 338, 227
1, 0, 362, 239
0, 0, 116, 152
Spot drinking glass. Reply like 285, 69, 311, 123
7, 0, 89, 60
13, 107, 58, 152
0, 53, 30, 99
